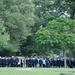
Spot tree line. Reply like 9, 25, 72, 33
0, 0, 75, 58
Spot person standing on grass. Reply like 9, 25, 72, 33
39, 58, 43, 67
46, 57, 50, 68
42, 58, 46, 67
34, 57, 38, 67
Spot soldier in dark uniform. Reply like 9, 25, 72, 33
39, 58, 43, 67
15, 57, 19, 67
61, 58, 64, 67
46, 58, 50, 68
26, 57, 29, 67
29, 58, 32, 67
31, 57, 35, 67
2, 57, 7, 67
57, 58, 61, 68
49, 58, 53, 67
34, 57, 38, 67
52, 58, 57, 67
20, 58, 23, 67
10, 56, 15, 67
7, 57, 11, 67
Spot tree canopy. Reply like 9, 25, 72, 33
0, 0, 35, 55
35, 17, 75, 51
0, 0, 75, 57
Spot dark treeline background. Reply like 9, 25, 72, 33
0, 0, 75, 57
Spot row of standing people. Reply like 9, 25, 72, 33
0, 56, 25, 67
25, 57, 75, 68
0, 56, 75, 68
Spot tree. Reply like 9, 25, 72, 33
35, 17, 75, 67
0, 0, 35, 55
23, 0, 59, 56
33, 0, 75, 33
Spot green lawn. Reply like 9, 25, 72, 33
0, 68, 75, 75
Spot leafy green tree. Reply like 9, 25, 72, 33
35, 17, 75, 67
0, 0, 35, 55
23, 0, 59, 56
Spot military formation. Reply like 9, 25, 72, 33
25, 57, 75, 68
0, 56, 75, 68
0, 56, 25, 67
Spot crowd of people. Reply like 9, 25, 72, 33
25, 57, 75, 68
0, 56, 75, 68
0, 56, 25, 67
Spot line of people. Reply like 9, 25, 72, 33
0, 56, 25, 67
26, 57, 75, 68
0, 56, 75, 68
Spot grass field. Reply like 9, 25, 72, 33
0, 68, 75, 75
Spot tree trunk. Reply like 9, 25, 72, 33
63, 50, 67, 68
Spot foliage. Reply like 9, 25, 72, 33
0, 0, 35, 53
33, 0, 59, 29
0, 19, 9, 46
0, 0, 75, 56
35, 17, 75, 51
54, 0, 75, 19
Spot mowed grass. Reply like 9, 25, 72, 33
0, 68, 75, 75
